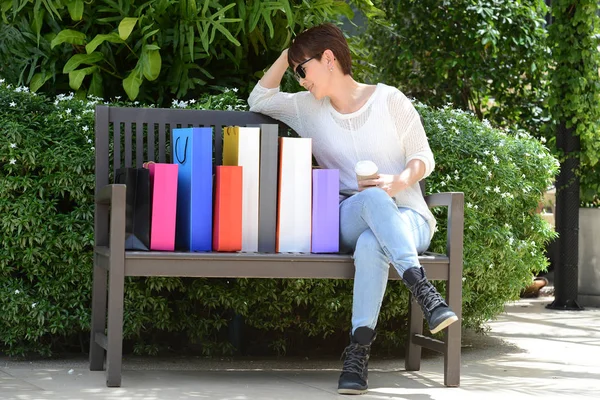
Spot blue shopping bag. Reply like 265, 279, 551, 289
172, 127, 213, 251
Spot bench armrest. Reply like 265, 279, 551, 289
424, 192, 464, 270
94, 184, 127, 250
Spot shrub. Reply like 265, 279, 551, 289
418, 103, 558, 328
0, 80, 557, 357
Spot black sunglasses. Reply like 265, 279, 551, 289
294, 53, 322, 80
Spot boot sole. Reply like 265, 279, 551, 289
430, 315, 459, 334
338, 388, 368, 395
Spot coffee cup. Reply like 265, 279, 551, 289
355, 160, 378, 182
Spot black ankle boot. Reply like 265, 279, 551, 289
337, 327, 375, 395
403, 266, 458, 334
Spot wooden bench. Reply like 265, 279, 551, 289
90, 105, 464, 387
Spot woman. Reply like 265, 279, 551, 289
248, 23, 457, 395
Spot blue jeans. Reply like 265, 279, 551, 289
339, 188, 431, 333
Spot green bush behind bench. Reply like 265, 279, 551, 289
0, 81, 557, 357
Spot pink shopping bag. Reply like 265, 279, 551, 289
146, 163, 178, 251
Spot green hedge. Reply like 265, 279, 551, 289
0, 80, 557, 357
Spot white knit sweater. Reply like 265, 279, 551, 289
248, 82, 436, 238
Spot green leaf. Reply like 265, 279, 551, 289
89, 72, 103, 97
31, 7, 46, 45
123, 70, 143, 100
50, 29, 86, 49
62, 52, 104, 73
213, 21, 241, 46
118, 17, 138, 40
66, 0, 84, 21
142, 49, 161, 81
30, 72, 51, 92
85, 33, 124, 54
68, 66, 97, 90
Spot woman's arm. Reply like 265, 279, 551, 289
358, 159, 425, 197
259, 49, 289, 89
248, 49, 306, 133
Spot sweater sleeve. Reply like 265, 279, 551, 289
388, 90, 435, 179
247, 82, 304, 133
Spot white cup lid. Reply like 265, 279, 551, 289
355, 160, 378, 176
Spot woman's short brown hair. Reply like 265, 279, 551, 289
288, 23, 352, 76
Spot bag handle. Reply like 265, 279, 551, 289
175, 136, 188, 164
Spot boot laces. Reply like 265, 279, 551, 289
341, 342, 370, 376
413, 278, 445, 314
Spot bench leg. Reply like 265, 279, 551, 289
444, 270, 462, 387
444, 320, 461, 387
89, 260, 107, 371
105, 257, 125, 387
405, 293, 423, 371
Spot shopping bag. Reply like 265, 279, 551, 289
172, 127, 213, 251
114, 168, 150, 250
213, 166, 243, 252
312, 169, 340, 253
277, 137, 312, 253
223, 126, 260, 252
146, 163, 178, 251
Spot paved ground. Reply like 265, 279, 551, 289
1, 297, 599, 400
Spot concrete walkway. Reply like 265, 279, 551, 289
1, 297, 599, 400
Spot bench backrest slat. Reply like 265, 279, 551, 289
95, 105, 288, 194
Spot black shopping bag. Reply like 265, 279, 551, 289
114, 168, 150, 250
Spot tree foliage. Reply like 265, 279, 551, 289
365, 0, 551, 139
547, 0, 600, 205
0, 0, 382, 105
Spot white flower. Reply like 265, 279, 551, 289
0, 78, 4, 83
446, 174, 451, 181
440, 181, 446, 187
493, 156, 499, 164
83, 126, 89, 132
483, 150, 490, 155
189, 99, 196, 104
134, 101, 139, 105
9, 158, 16, 165
227, 105, 233, 111
508, 237, 514, 245
494, 186, 501, 193
10, 143, 16, 148
540, 137, 547, 143
482, 165, 487, 170
31, 303, 37, 308
87, 139, 92, 144
76, 115, 81, 120
65, 108, 72, 114
485, 186, 491, 192
488, 171, 492, 178
232, 88, 238, 92
437, 123, 444, 130
504, 223, 511, 228
454, 170, 458, 174
9, 101, 16, 107
467, 202, 473, 208
91, 146, 95, 151
14, 290, 20, 294
115, 96, 121, 100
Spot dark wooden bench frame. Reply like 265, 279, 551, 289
90, 105, 464, 387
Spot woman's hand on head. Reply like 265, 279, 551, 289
358, 174, 409, 197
